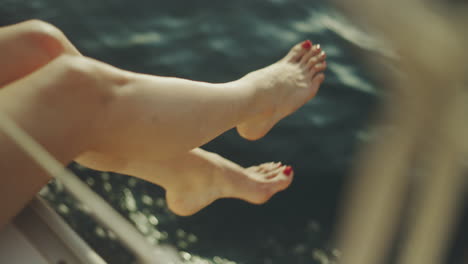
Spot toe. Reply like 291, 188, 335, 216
311, 61, 327, 74
265, 165, 292, 180
246, 165, 262, 173
259, 163, 272, 173
256, 162, 280, 173
318, 50, 327, 62
307, 50, 326, 70
257, 164, 268, 173
312, 73, 326, 87
277, 166, 294, 191
315, 50, 327, 64
266, 162, 280, 171
306, 56, 319, 70
264, 166, 282, 180
265, 165, 293, 190
237, 165, 294, 205
274, 162, 282, 169
300, 44, 321, 64
282, 165, 294, 178
254, 166, 264, 173
286, 40, 312, 62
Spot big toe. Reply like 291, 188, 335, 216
284, 40, 313, 62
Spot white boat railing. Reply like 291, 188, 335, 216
12, 197, 107, 264
0, 111, 181, 264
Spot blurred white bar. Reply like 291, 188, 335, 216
0, 223, 49, 264
13, 197, 106, 264
333, 1, 468, 264
0, 110, 180, 264
396, 88, 468, 264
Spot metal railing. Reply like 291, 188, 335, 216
0, 111, 180, 264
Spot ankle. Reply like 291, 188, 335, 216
228, 75, 271, 124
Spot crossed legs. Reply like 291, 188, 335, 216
0, 20, 326, 222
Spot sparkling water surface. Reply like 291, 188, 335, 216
1, 1, 466, 263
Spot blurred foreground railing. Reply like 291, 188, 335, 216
333, 1, 468, 264
0, 111, 181, 263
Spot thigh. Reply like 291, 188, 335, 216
0, 20, 81, 88
0, 54, 105, 228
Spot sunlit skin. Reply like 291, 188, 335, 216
0, 20, 326, 226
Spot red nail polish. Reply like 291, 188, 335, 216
302, 40, 312, 49
283, 166, 293, 176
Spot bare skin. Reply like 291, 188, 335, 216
0, 20, 326, 225
81, 149, 292, 216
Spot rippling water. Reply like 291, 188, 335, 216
1, 1, 465, 263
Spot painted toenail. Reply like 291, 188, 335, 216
283, 166, 293, 176
302, 40, 312, 49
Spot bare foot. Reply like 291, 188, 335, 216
75, 41, 321, 215
77, 148, 293, 216
165, 151, 293, 216
237, 40, 326, 140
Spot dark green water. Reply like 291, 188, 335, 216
1, 1, 466, 263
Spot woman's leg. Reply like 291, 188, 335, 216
79, 148, 293, 216
75, 40, 325, 215
0, 20, 326, 155
0, 21, 326, 223
0, 20, 289, 193
77, 41, 326, 161
0, 20, 80, 87
0, 20, 325, 161
0, 54, 110, 228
